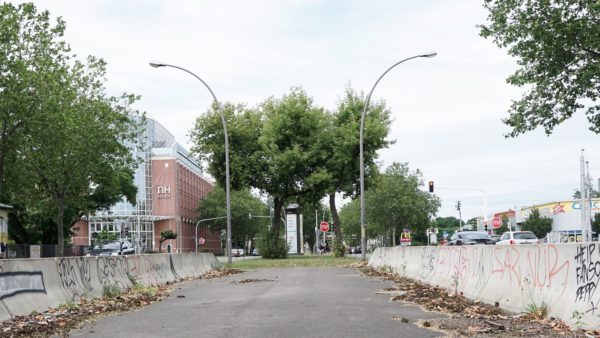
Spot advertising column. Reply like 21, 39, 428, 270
285, 204, 303, 254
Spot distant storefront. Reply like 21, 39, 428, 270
515, 198, 600, 242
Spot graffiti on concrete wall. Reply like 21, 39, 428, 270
57, 257, 94, 301
574, 243, 600, 315
97, 257, 130, 289
0, 271, 46, 300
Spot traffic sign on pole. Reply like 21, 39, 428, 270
492, 217, 502, 229
198, 237, 206, 245
320, 221, 329, 232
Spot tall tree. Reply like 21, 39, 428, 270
0, 2, 67, 200
191, 88, 329, 254
320, 87, 392, 248
480, 0, 600, 136
0, 3, 142, 254
341, 162, 440, 245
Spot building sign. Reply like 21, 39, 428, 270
157, 185, 171, 199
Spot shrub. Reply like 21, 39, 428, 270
332, 238, 346, 257
257, 231, 288, 259
102, 284, 121, 298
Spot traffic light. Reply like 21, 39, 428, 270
428, 181, 434, 193
124, 225, 130, 238
484, 223, 488, 232
456, 201, 461, 211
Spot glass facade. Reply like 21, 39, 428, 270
88, 117, 196, 252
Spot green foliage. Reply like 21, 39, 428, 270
160, 230, 177, 241
525, 301, 548, 320
593, 213, 600, 237
332, 238, 346, 257
319, 87, 393, 241
480, 0, 600, 136
132, 284, 157, 297
102, 284, 121, 298
573, 189, 600, 199
257, 231, 288, 259
379, 265, 393, 274
522, 209, 552, 239
191, 88, 329, 248
228, 255, 358, 269
95, 228, 118, 242
364, 162, 441, 242
0, 3, 142, 252
571, 310, 586, 329
158, 230, 177, 252
197, 188, 268, 248
433, 216, 462, 229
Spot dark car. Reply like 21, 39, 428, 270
448, 231, 495, 245
86, 240, 134, 256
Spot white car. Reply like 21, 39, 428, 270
496, 231, 539, 245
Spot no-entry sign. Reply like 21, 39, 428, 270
492, 217, 502, 229
320, 221, 329, 232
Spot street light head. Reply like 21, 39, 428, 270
149, 62, 165, 68
421, 52, 437, 58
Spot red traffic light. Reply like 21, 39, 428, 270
428, 181, 434, 193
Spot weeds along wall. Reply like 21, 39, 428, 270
0, 253, 219, 321
369, 243, 600, 329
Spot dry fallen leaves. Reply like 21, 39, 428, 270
0, 268, 244, 337
360, 266, 599, 337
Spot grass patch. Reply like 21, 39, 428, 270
226, 255, 363, 269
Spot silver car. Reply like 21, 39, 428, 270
496, 231, 539, 245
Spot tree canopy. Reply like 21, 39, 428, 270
522, 209, 553, 238
480, 0, 600, 136
191, 88, 329, 252
0, 3, 142, 253
340, 162, 440, 245
197, 187, 268, 249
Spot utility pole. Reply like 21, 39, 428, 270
586, 161, 593, 242
456, 201, 462, 231
580, 149, 587, 242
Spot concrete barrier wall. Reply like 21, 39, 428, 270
0, 253, 219, 322
368, 243, 600, 329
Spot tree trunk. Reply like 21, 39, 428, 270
329, 193, 342, 240
57, 193, 65, 257
272, 197, 285, 244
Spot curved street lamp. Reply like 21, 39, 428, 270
149, 62, 233, 264
359, 52, 437, 261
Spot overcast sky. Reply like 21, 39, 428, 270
24, 0, 600, 222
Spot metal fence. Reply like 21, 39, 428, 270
3, 244, 91, 259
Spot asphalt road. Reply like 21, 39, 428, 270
70, 267, 445, 338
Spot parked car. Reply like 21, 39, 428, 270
490, 235, 502, 242
231, 248, 245, 257
496, 231, 539, 245
251, 248, 259, 256
447, 231, 495, 245
87, 240, 134, 256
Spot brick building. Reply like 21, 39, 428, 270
72, 117, 220, 253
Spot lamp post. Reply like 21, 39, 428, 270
149, 62, 233, 264
195, 216, 227, 253
359, 52, 437, 261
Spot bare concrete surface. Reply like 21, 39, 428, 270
70, 267, 445, 338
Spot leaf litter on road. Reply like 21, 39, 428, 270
360, 266, 599, 337
0, 268, 244, 337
